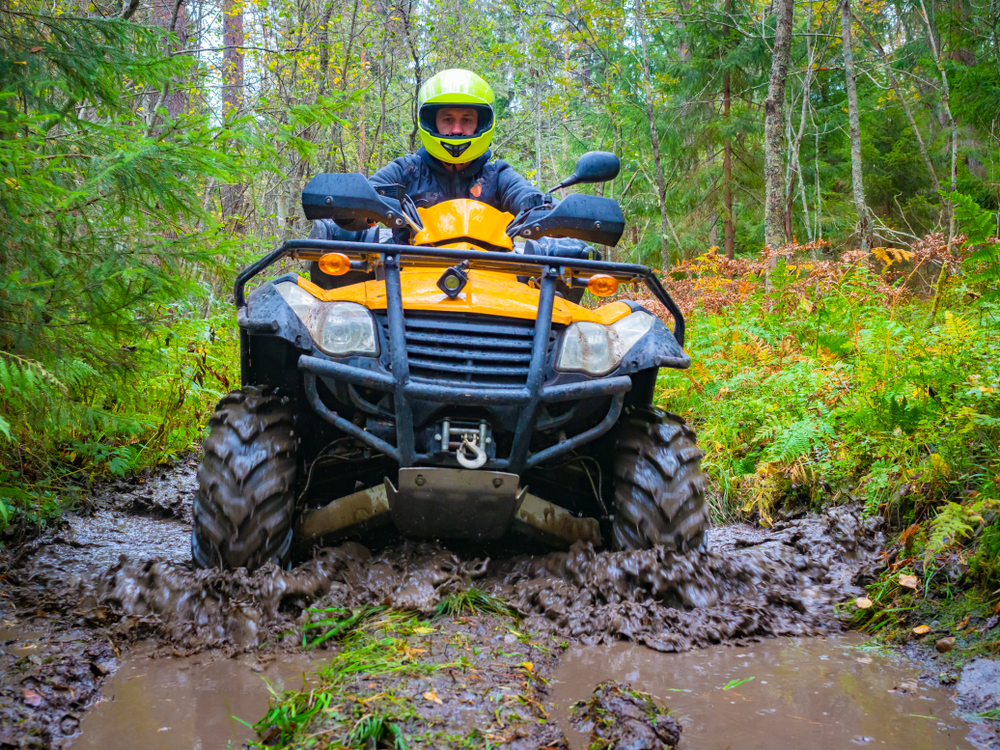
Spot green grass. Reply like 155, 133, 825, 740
255, 610, 462, 747
434, 588, 519, 620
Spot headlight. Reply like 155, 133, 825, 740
556, 311, 655, 375
275, 281, 379, 357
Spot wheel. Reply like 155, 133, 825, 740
192, 386, 299, 571
611, 406, 710, 552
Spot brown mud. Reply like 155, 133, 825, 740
550, 633, 977, 749
0, 461, 994, 748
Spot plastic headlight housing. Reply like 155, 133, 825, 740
275, 281, 379, 357
556, 311, 655, 375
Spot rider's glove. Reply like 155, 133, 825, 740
506, 205, 553, 239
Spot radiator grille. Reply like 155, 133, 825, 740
377, 312, 559, 388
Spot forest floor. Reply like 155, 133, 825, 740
0, 460, 998, 750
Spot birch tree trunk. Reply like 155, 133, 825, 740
841, 0, 872, 251
763, 0, 795, 252
635, 0, 672, 271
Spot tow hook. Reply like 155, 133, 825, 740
456, 437, 488, 469
436, 419, 492, 468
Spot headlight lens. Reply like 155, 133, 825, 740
274, 281, 379, 357
311, 303, 379, 356
556, 311, 655, 375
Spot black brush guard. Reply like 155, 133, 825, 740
235, 239, 686, 475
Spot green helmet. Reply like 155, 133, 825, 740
417, 69, 495, 164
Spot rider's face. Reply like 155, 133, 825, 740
435, 107, 479, 136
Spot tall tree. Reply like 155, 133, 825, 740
840, 0, 872, 251
221, 0, 245, 231
635, 0, 671, 270
763, 0, 795, 251
722, 0, 735, 258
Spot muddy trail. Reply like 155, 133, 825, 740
0, 460, 995, 749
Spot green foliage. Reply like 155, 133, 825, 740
660, 248, 1000, 538
968, 518, 1000, 590
301, 605, 384, 649
950, 190, 1000, 301
434, 588, 519, 620
348, 714, 409, 750
256, 611, 455, 748
924, 500, 990, 564
0, 11, 260, 532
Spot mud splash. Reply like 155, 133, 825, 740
492, 506, 883, 650
7, 506, 881, 655
550, 634, 977, 749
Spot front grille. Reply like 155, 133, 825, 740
377, 312, 559, 388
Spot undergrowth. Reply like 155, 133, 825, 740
652, 233, 1000, 648
0, 316, 239, 535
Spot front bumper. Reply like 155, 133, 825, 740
238, 240, 689, 474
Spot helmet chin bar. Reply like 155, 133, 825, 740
441, 141, 471, 158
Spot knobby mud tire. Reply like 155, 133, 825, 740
612, 406, 710, 552
192, 386, 299, 571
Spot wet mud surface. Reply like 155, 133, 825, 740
0, 460, 994, 748
550, 633, 979, 749
72, 647, 321, 750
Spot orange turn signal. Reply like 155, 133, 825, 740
318, 253, 351, 276
587, 274, 619, 297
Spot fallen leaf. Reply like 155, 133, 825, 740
519, 661, 534, 673
956, 616, 970, 631
912, 625, 931, 635
22, 689, 43, 707
423, 691, 443, 705
899, 574, 919, 589
30, 46, 43, 53
855, 597, 873, 609
412, 626, 435, 634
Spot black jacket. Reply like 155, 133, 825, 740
369, 147, 544, 215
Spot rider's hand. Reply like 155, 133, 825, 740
506, 205, 553, 239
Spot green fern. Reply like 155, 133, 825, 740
924, 501, 991, 563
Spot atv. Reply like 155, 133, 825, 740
193, 151, 709, 571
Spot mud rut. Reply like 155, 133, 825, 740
0, 459, 890, 748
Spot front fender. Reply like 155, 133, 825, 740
612, 302, 690, 374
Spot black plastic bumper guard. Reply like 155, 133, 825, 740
236, 239, 687, 475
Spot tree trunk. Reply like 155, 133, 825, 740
635, 0, 672, 270
722, 0, 734, 259
786, 0, 815, 243
763, 0, 794, 252
150, 0, 188, 119
918, 0, 959, 326
841, 0, 872, 251
221, 0, 245, 232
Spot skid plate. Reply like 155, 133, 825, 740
385, 468, 520, 540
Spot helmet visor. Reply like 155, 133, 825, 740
418, 103, 495, 138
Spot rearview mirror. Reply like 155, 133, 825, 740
302, 172, 409, 228
547, 151, 621, 194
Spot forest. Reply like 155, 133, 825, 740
1, 0, 1000, 609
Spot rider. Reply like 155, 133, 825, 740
309, 68, 551, 248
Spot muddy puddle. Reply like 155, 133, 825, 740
550, 633, 975, 749
70, 650, 321, 750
